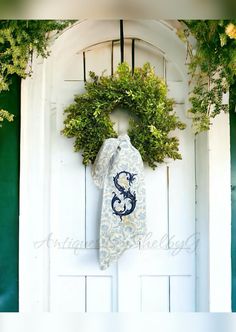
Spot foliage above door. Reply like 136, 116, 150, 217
177, 20, 236, 133
0, 20, 73, 122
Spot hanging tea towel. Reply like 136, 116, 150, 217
91, 133, 146, 270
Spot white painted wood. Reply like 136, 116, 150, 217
86, 276, 113, 312
19, 55, 51, 312
117, 246, 194, 312
113, 39, 132, 67
167, 81, 185, 104
170, 276, 195, 312
165, 59, 183, 81
208, 112, 231, 312
54, 249, 117, 276
168, 104, 195, 241
85, 41, 112, 77
124, 20, 187, 80
135, 39, 164, 77
60, 52, 84, 81
195, 107, 231, 312
141, 276, 169, 312
51, 276, 85, 312
144, 165, 168, 246
117, 250, 141, 312
135, 39, 169, 247
195, 131, 209, 311
138, 250, 193, 276
19, 19, 215, 313
85, 166, 101, 249
84, 43, 112, 248
50, 104, 86, 245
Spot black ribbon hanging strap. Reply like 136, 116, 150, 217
120, 19, 124, 63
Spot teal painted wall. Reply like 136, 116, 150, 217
230, 82, 236, 312
0, 75, 20, 311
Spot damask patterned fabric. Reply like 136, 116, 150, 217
91, 133, 146, 270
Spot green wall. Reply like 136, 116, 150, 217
0, 75, 20, 312
230, 82, 236, 312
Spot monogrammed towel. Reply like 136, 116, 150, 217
91, 133, 146, 270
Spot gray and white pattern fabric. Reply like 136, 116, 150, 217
91, 133, 146, 270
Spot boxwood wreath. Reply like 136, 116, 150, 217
62, 62, 186, 169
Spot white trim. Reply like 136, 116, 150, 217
19, 54, 52, 312
208, 111, 232, 312
195, 109, 232, 312
195, 131, 210, 311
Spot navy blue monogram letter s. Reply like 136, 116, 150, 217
111, 171, 137, 220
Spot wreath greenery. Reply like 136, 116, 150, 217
62, 62, 186, 169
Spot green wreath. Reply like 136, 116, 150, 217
62, 62, 186, 169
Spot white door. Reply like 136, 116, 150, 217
24, 20, 196, 312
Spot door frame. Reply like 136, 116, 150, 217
19, 19, 231, 312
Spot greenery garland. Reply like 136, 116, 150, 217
0, 20, 74, 124
62, 62, 186, 169
177, 20, 236, 133
0, 109, 14, 127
